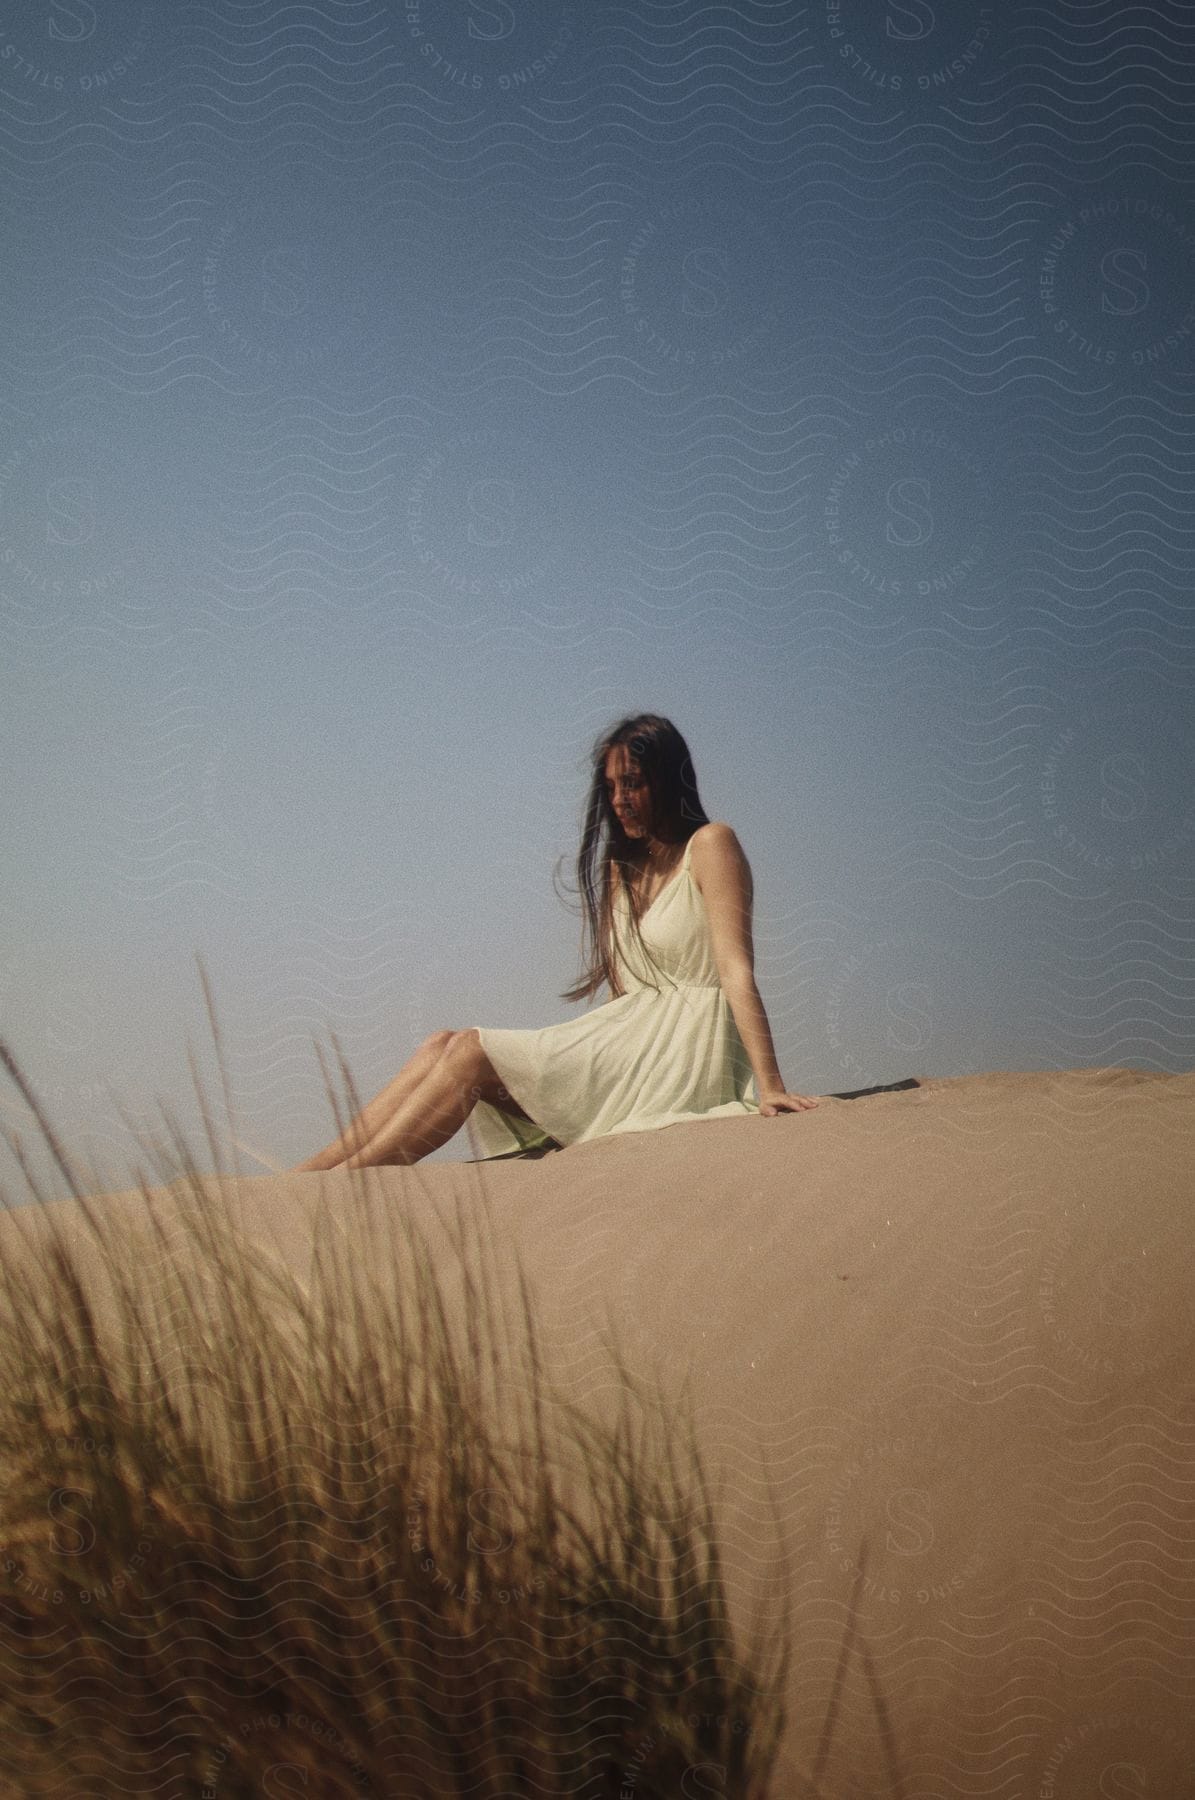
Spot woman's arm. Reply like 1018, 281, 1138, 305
692, 823, 819, 1113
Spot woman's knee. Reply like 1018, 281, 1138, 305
433, 1027, 483, 1068
422, 1029, 457, 1056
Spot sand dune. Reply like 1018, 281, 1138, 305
2, 1065, 1193, 1796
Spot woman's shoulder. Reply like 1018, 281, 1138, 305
687, 821, 747, 887
688, 820, 742, 857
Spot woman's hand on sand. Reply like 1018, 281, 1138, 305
759, 1089, 820, 1116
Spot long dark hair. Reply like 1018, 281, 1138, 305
556, 713, 711, 1003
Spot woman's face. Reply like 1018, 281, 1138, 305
604, 745, 652, 840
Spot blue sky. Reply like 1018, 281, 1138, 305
2, 0, 1194, 1195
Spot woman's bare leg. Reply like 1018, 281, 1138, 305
290, 1030, 455, 1172
340, 1030, 494, 1169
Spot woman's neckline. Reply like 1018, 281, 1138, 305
620, 841, 689, 917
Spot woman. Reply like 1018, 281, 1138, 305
292, 714, 819, 1172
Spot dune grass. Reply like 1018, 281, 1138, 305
0, 978, 791, 1798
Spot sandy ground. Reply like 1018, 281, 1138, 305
2, 1065, 1194, 1797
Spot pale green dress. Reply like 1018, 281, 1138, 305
466, 833, 761, 1159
